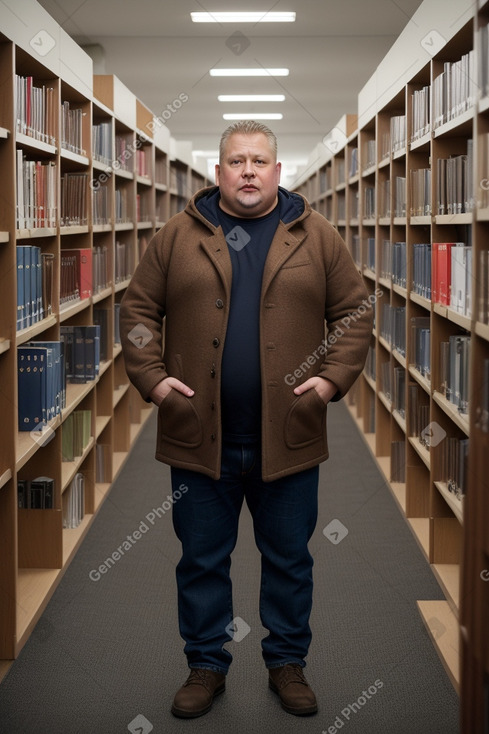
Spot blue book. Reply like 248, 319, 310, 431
23, 246, 31, 328
27, 341, 63, 417
72, 326, 86, 383
83, 325, 100, 380
60, 326, 74, 381
16, 246, 25, 331
17, 346, 47, 431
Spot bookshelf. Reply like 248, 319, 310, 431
296, 0, 487, 729
0, 7, 208, 680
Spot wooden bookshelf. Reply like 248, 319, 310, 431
295, 2, 487, 729
0, 13, 208, 682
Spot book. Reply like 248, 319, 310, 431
17, 345, 47, 431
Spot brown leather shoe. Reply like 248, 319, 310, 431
268, 663, 318, 715
171, 668, 226, 718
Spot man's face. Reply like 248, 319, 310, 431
215, 133, 281, 218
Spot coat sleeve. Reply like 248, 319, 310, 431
119, 228, 169, 401
318, 227, 374, 400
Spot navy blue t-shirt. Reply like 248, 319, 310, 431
217, 205, 280, 441
195, 187, 305, 443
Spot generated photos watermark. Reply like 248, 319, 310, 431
322, 679, 384, 733
89, 484, 188, 581
285, 288, 382, 386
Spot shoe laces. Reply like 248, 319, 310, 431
185, 669, 212, 689
280, 664, 308, 687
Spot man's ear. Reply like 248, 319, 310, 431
276, 161, 282, 182
215, 163, 220, 185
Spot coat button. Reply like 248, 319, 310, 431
210, 433, 216, 441
216, 298, 224, 309
210, 368, 216, 378
212, 337, 220, 347
211, 402, 215, 410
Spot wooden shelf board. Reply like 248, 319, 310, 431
410, 291, 431, 310
16, 132, 56, 155
155, 182, 167, 192
408, 365, 431, 395
137, 221, 153, 230
95, 415, 111, 438
392, 409, 406, 433
408, 517, 430, 559
378, 335, 391, 352
410, 215, 431, 225
378, 217, 390, 227
92, 158, 111, 172
136, 175, 152, 186
393, 217, 407, 226
60, 225, 89, 236
113, 343, 122, 358
59, 297, 91, 322
432, 563, 460, 613
408, 436, 430, 469
16, 567, 60, 645
434, 481, 464, 524
0, 338, 11, 355
432, 391, 469, 436
64, 380, 97, 421
16, 418, 60, 472
16, 228, 57, 239
60, 148, 89, 165
0, 468, 12, 491
92, 286, 112, 303
0, 231, 9, 243
417, 600, 459, 693
94, 482, 111, 511
62, 513, 93, 565
61, 436, 95, 493
364, 373, 376, 393
378, 390, 392, 412
16, 314, 57, 346
113, 383, 130, 408
392, 283, 407, 298
99, 359, 111, 377
0, 660, 13, 684
114, 169, 133, 180
114, 223, 134, 232
390, 481, 406, 513
474, 321, 489, 341
378, 276, 391, 289
129, 406, 154, 444
410, 131, 431, 150
434, 213, 473, 225
112, 450, 128, 479
114, 278, 131, 293
0, 127, 9, 139
433, 107, 474, 138
92, 223, 113, 233
376, 455, 391, 482
392, 348, 406, 368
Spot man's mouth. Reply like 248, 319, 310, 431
240, 184, 258, 191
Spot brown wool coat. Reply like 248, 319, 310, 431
120, 187, 373, 481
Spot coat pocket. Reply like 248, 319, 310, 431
157, 388, 203, 448
284, 388, 327, 449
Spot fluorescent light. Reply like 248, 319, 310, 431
218, 95, 285, 102
191, 12, 296, 23
223, 113, 283, 120
210, 68, 289, 77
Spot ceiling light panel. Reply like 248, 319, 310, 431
191, 12, 296, 23
210, 68, 289, 77
218, 95, 285, 102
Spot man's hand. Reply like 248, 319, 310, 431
293, 376, 338, 405
149, 377, 194, 406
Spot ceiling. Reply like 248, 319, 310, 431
36, 0, 424, 187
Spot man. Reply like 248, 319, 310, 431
120, 121, 372, 718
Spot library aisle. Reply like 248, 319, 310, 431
0, 401, 459, 734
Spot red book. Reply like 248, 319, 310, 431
62, 248, 92, 299
435, 242, 453, 305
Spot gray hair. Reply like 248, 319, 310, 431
219, 120, 278, 162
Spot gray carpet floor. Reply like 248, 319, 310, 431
0, 400, 459, 733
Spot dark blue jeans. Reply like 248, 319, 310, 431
170, 441, 319, 674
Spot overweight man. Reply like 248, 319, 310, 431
120, 120, 373, 719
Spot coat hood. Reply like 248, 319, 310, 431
187, 185, 310, 231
